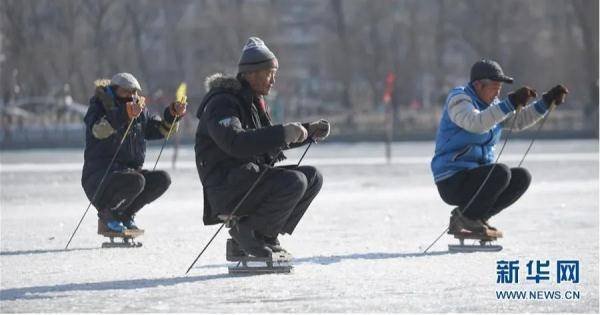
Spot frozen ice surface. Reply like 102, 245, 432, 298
1, 140, 598, 312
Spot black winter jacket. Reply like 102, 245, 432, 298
195, 74, 306, 225
81, 81, 177, 200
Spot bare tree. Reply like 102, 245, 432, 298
572, 0, 599, 134
1, 0, 597, 146
330, 0, 354, 125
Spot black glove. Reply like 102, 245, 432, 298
306, 119, 330, 141
508, 86, 537, 110
542, 84, 569, 107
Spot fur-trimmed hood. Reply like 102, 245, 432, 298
93, 79, 110, 93
92, 79, 116, 110
204, 73, 242, 92
197, 73, 245, 119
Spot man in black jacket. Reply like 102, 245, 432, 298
82, 73, 187, 233
195, 37, 329, 257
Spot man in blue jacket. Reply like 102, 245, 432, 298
431, 59, 568, 237
82, 73, 187, 233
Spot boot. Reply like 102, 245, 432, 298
228, 222, 272, 258
97, 209, 125, 234
448, 208, 488, 235
480, 218, 503, 238
256, 231, 287, 253
226, 238, 246, 261
122, 217, 139, 230
117, 211, 140, 230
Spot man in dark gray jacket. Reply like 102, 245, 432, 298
83, 73, 187, 233
194, 37, 329, 257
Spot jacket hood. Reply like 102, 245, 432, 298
92, 79, 117, 110
197, 73, 246, 119
204, 73, 242, 92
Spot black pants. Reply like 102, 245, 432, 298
235, 165, 323, 237
436, 164, 531, 220
87, 169, 171, 217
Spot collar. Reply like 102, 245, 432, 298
466, 82, 490, 109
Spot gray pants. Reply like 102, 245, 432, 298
235, 165, 323, 236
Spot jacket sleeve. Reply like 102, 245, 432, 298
502, 99, 549, 131
144, 106, 180, 140
447, 93, 515, 134
101, 99, 130, 132
283, 122, 313, 149
204, 94, 287, 158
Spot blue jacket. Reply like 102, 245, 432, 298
431, 83, 548, 183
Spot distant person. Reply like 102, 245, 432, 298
431, 59, 568, 237
82, 73, 187, 233
194, 37, 330, 258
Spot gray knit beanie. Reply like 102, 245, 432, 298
238, 37, 278, 74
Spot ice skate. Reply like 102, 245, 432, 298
479, 218, 503, 238
227, 221, 292, 274
447, 209, 502, 252
226, 238, 292, 274
97, 218, 143, 248
256, 231, 288, 253
117, 211, 143, 231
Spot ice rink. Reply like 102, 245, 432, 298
1, 140, 598, 312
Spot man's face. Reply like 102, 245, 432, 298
473, 80, 503, 104
115, 86, 139, 100
246, 68, 277, 96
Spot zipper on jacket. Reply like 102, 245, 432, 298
452, 146, 471, 161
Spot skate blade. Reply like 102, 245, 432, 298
100, 232, 143, 248
448, 244, 502, 253
228, 254, 293, 275
451, 232, 498, 241
99, 229, 144, 238
227, 252, 293, 263
101, 241, 142, 248
228, 264, 293, 275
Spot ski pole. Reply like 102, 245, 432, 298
65, 117, 137, 249
184, 164, 270, 275
422, 110, 521, 254
296, 138, 314, 166
518, 103, 555, 167
185, 140, 315, 275
153, 87, 187, 171
152, 114, 179, 171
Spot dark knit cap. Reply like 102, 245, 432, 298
470, 59, 514, 84
238, 37, 278, 74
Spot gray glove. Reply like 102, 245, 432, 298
307, 119, 330, 141
283, 122, 308, 144
91, 117, 116, 139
